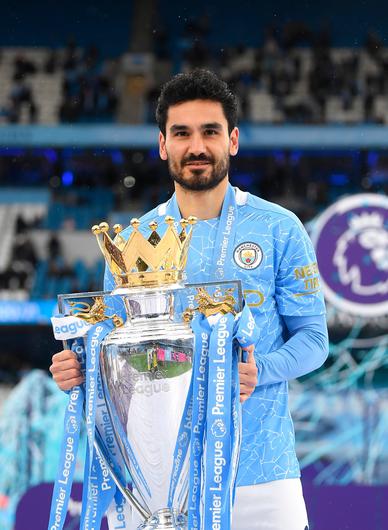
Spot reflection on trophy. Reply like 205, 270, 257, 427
93, 217, 196, 529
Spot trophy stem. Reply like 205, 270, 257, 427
122, 288, 175, 321
138, 508, 187, 530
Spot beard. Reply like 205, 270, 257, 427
168, 152, 230, 191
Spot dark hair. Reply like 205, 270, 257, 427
155, 69, 238, 136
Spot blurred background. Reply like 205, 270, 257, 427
0, 1, 387, 529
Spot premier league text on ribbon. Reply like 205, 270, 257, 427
210, 316, 229, 529
190, 330, 209, 514
86, 326, 103, 431
216, 205, 235, 278
50, 437, 74, 530
194, 332, 209, 429
50, 386, 82, 530
96, 398, 117, 461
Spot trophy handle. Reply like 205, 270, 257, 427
94, 428, 152, 522
236, 341, 245, 362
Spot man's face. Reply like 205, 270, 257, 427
159, 99, 239, 192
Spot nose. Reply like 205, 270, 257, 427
188, 132, 206, 156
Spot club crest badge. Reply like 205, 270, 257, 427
311, 193, 388, 317
233, 242, 263, 270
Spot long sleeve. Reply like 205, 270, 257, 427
256, 313, 329, 386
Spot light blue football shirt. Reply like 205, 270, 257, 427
104, 187, 326, 486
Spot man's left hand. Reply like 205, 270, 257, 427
238, 345, 258, 403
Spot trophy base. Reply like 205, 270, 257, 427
138, 508, 187, 530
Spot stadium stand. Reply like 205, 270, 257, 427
0, 44, 118, 125
2, 23, 388, 126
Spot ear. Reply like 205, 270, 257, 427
229, 127, 239, 157
159, 132, 168, 160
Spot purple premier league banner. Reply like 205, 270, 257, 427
304, 192, 388, 530
302, 481, 388, 530
14, 483, 108, 530
311, 193, 388, 318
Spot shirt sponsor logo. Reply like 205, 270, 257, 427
233, 242, 263, 270
293, 261, 321, 297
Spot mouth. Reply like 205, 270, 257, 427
184, 161, 211, 168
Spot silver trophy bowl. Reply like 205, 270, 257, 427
99, 285, 193, 529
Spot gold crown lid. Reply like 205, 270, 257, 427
91, 216, 197, 287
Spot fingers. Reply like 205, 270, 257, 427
238, 357, 257, 379
51, 349, 77, 363
238, 344, 254, 364
240, 392, 251, 404
49, 349, 84, 391
238, 361, 256, 376
49, 350, 81, 375
50, 357, 79, 374
239, 345, 258, 403
51, 351, 77, 369
240, 344, 254, 362
245, 347, 255, 364
240, 380, 255, 403
239, 377, 257, 394
55, 376, 85, 392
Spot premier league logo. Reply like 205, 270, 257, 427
211, 419, 227, 438
66, 416, 78, 434
311, 194, 388, 317
192, 438, 201, 457
178, 431, 188, 447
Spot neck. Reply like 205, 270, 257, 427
175, 178, 229, 220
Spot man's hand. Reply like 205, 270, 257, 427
238, 345, 258, 403
49, 350, 84, 391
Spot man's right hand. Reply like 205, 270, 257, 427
49, 350, 84, 391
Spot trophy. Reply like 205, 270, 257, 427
52, 217, 243, 530
91, 217, 196, 529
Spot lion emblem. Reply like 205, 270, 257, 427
211, 419, 227, 438
333, 213, 388, 296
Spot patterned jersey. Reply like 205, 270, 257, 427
104, 187, 326, 486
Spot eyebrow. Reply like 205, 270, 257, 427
169, 125, 188, 133
169, 122, 223, 133
201, 122, 223, 130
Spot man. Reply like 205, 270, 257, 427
50, 69, 329, 530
